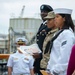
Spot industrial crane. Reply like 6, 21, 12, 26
0, 6, 26, 59
19, 5, 25, 18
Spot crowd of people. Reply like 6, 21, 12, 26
7, 4, 75, 75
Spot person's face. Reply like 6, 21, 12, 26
47, 19, 55, 29
54, 14, 65, 29
40, 11, 48, 21
16, 43, 26, 47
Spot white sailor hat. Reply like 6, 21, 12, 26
15, 37, 28, 44
54, 8, 72, 14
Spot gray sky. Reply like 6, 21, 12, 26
0, 0, 75, 34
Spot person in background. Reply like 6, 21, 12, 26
46, 8, 75, 75
7, 37, 34, 75
33, 4, 53, 75
40, 11, 58, 70
15, 37, 28, 47
67, 44, 75, 75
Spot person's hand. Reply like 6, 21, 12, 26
72, 70, 75, 75
46, 70, 52, 75
47, 73, 52, 75
32, 53, 40, 58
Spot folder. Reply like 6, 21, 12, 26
40, 70, 48, 75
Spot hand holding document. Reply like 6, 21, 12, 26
17, 43, 41, 55
40, 70, 48, 75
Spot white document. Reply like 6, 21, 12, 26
17, 43, 41, 55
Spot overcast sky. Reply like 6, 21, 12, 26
0, 0, 75, 34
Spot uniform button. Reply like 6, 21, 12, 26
37, 34, 39, 36
42, 34, 44, 36
37, 39, 39, 41
40, 32, 42, 34
45, 32, 46, 34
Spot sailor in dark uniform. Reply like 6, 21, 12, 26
33, 4, 53, 75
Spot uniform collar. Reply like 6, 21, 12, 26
48, 28, 58, 34
42, 20, 47, 25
